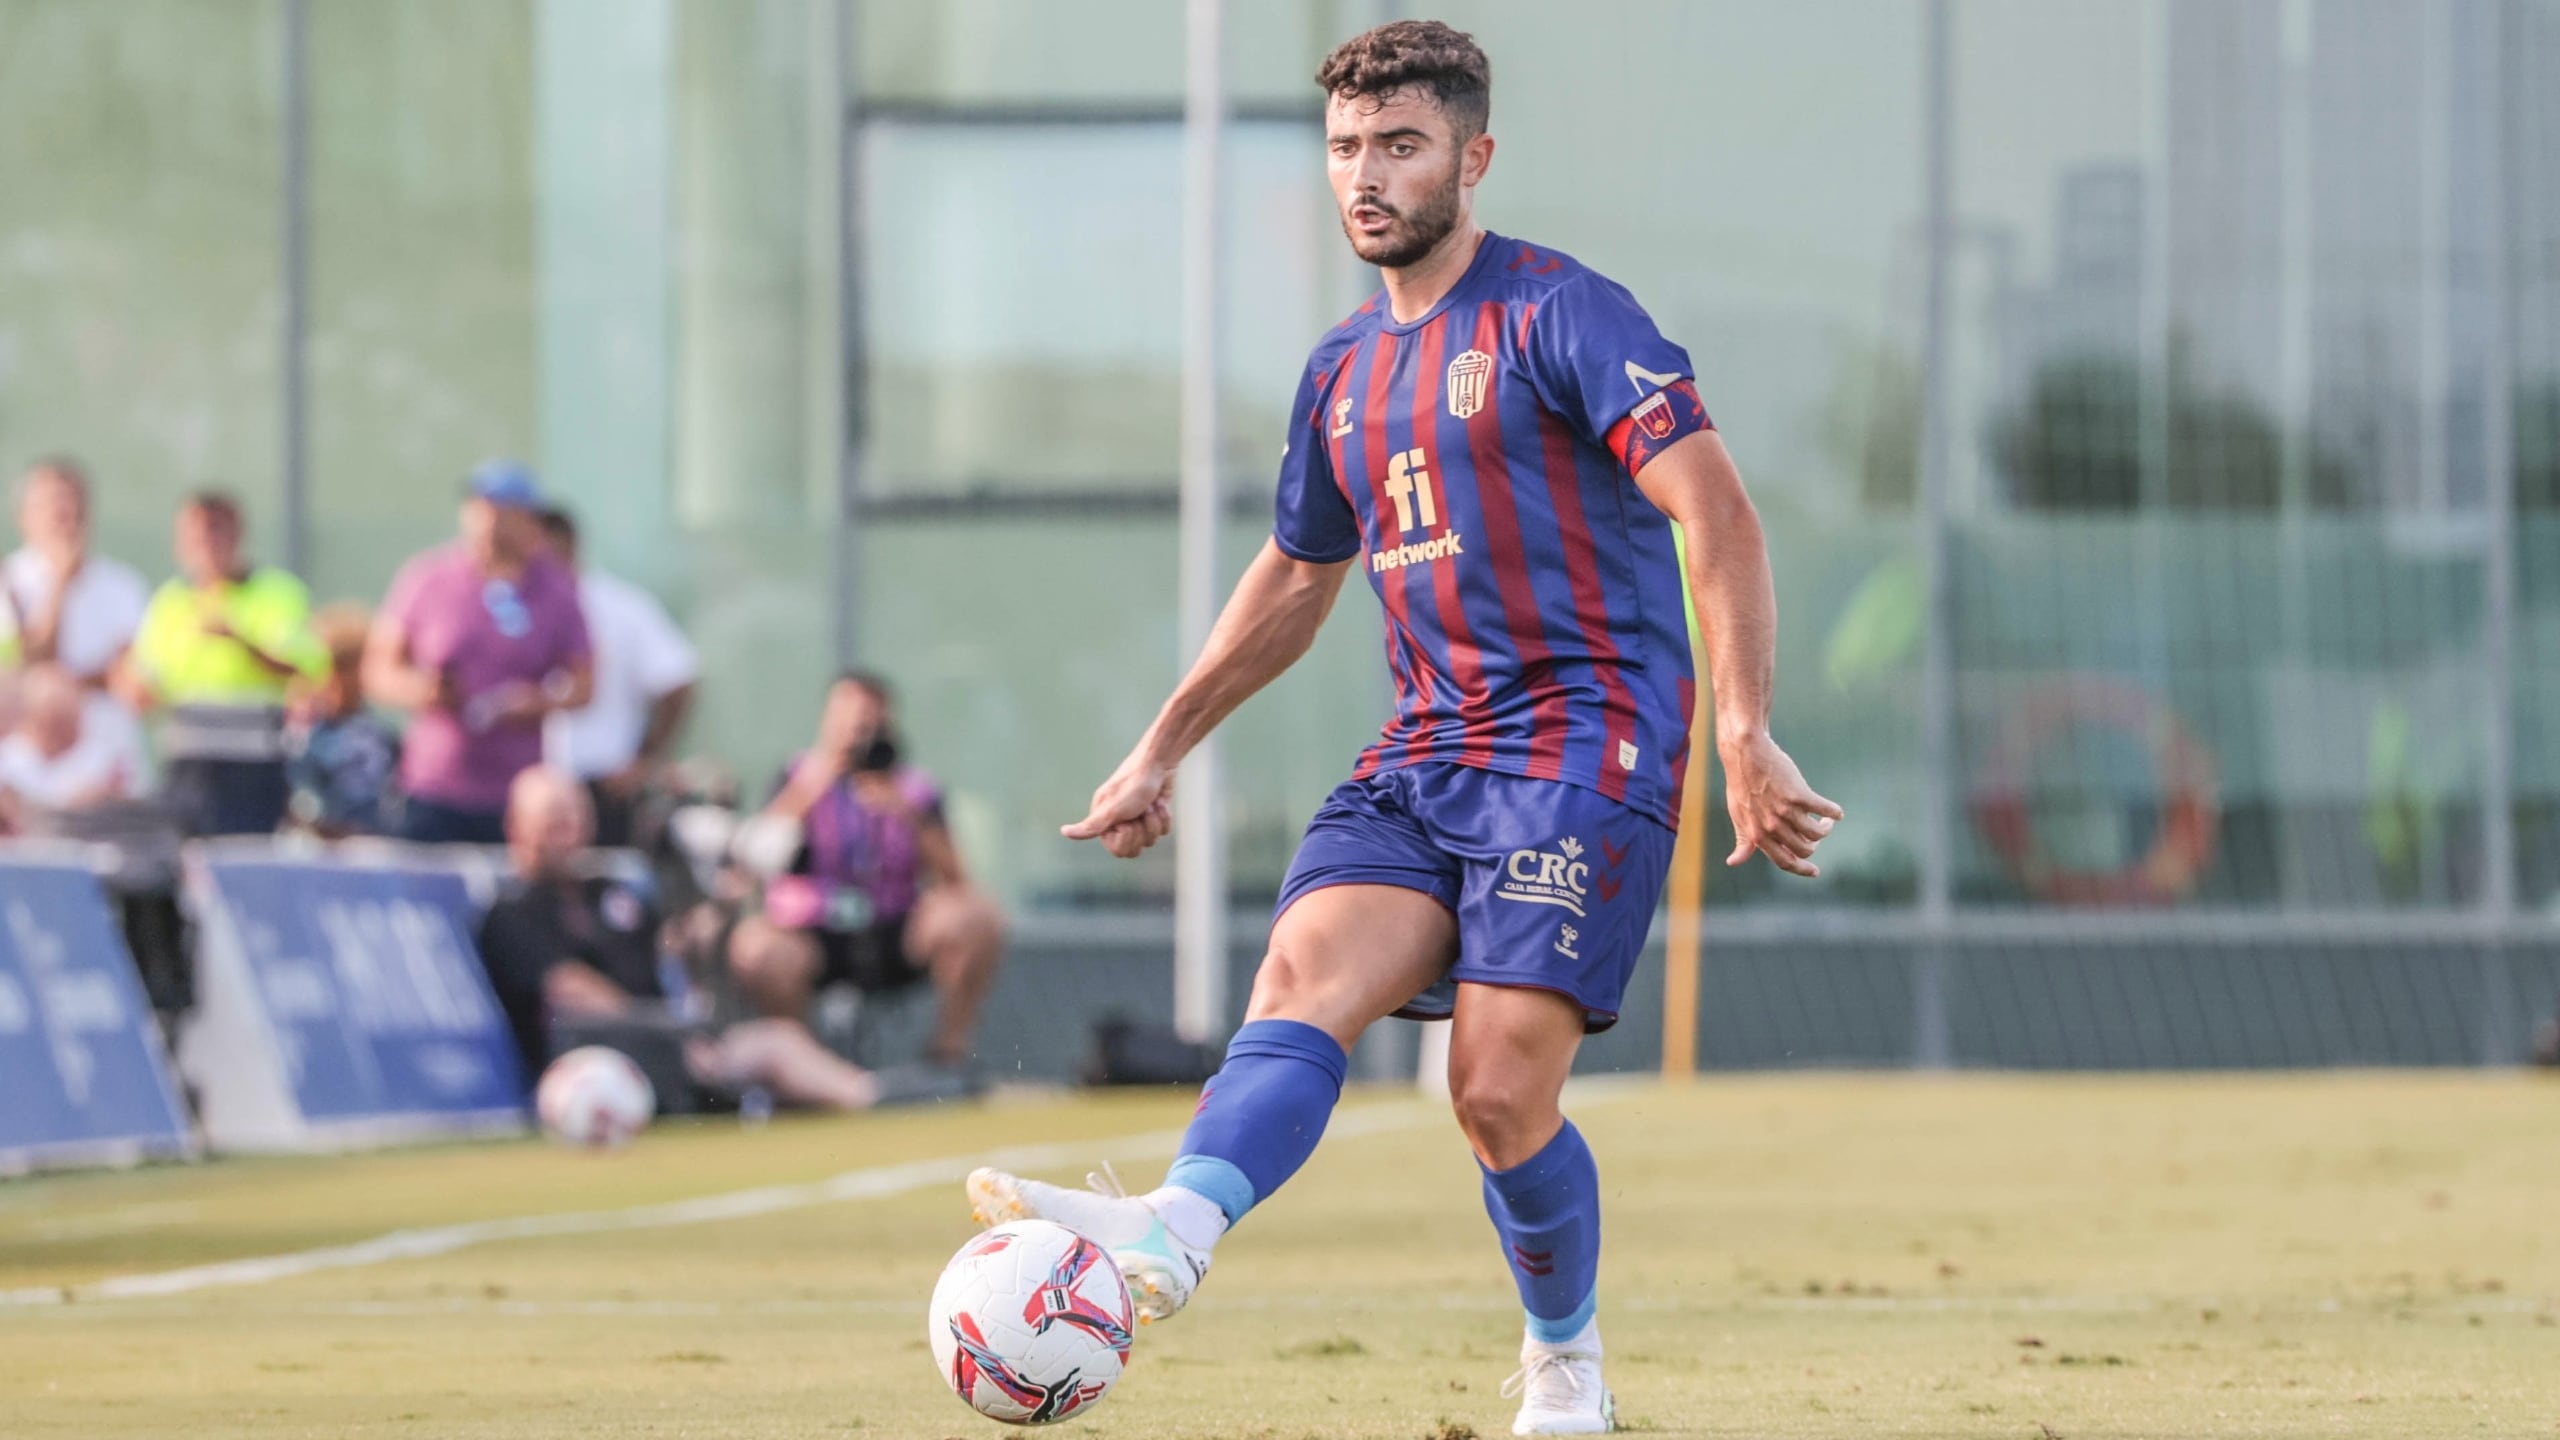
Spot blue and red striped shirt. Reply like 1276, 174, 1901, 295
1273, 232, 1714, 830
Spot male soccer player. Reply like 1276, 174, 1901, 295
965, 20, 1839, 1435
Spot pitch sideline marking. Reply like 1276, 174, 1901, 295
0, 1098, 1463, 1309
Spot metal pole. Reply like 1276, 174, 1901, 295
2275, 0, 2313, 906
1659, 531, 1712, 1080
2477, 1, 2519, 1062
834, 0, 865, 666
280, 0, 310, 578
1172, 0, 1228, 1043
1911, 0, 1956, 1069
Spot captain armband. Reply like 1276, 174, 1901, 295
1605, 378, 1713, 475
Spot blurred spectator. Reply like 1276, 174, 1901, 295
285, 603, 401, 838
479, 767, 889, 1111
0, 663, 149, 825
2, 458, 149, 687
535, 507, 697, 849
363, 460, 591, 845
121, 491, 326, 835
727, 672, 1003, 1070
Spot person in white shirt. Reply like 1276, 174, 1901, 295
2, 458, 151, 687
0, 663, 151, 824
536, 507, 697, 847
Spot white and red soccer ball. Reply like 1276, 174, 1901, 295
928, 1219, 1135, 1424
535, 1046, 655, 1148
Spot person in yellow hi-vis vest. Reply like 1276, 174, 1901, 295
119, 491, 326, 835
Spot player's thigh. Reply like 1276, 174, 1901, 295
1250, 773, 1463, 1048
1246, 882, 1457, 1049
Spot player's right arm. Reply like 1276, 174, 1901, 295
1062, 541, 1353, 858
1066, 352, 1364, 860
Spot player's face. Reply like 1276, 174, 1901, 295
1325, 88, 1490, 269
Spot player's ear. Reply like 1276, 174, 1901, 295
1461, 130, 1495, 187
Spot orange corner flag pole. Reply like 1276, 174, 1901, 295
1662, 526, 1711, 1080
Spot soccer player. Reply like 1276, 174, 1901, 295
965, 20, 1838, 1435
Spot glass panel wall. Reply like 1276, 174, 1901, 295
11, 0, 2553, 930
0, 0, 284, 577
304, 0, 838, 793
306, 0, 535, 610
1432, 0, 1930, 908
1944, 0, 2520, 910
850, 2, 1375, 908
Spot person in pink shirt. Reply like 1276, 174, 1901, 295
363, 460, 593, 845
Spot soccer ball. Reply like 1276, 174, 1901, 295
535, 1046, 654, 1148
927, 1220, 1135, 1424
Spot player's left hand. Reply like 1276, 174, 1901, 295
1720, 733, 1841, 879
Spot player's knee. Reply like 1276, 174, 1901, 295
1244, 940, 1323, 1018
1446, 1064, 1554, 1166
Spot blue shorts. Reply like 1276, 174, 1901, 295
1274, 763, 1677, 1032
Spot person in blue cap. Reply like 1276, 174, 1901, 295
361, 459, 593, 845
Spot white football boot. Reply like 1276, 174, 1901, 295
966, 1165, 1211, 1324
1503, 1337, 1615, 1436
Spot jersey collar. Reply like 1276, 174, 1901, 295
1376, 229, 1504, 337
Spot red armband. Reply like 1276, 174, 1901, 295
1605, 378, 1714, 474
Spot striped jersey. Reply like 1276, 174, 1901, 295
1273, 231, 1715, 830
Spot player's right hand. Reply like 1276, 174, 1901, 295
1061, 759, 1175, 859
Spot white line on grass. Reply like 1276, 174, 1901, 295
43, 1289, 2532, 1324
0, 1099, 1445, 1309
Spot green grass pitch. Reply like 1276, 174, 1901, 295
2, 1073, 2554, 1438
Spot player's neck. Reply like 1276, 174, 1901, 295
1381, 222, 1485, 325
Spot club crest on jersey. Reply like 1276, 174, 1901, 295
1331, 395, 1356, 437
1446, 349, 1494, 419
1495, 835, 1592, 917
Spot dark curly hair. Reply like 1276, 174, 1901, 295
1315, 20, 1490, 140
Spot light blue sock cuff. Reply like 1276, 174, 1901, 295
1163, 1154, 1259, 1224
1524, 1288, 1599, 1345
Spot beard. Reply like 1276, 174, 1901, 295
1340, 161, 1464, 268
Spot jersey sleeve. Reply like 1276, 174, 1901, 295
1271, 356, 1362, 564
1524, 273, 1714, 474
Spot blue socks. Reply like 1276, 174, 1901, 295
1481, 1119, 1602, 1344
1161, 1019, 1349, 1227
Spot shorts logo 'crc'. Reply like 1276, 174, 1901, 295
1495, 836, 1592, 917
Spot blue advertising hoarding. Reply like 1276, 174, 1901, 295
184, 855, 522, 1150
0, 857, 191, 1171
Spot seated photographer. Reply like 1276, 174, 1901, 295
478, 765, 886, 1112
726, 671, 1003, 1070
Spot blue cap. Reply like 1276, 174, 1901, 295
465, 458, 546, 511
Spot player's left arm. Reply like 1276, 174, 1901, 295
1631, 432, 1842, 878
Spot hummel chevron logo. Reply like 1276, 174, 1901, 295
1512, 1246, 1556, 1277
1599, 836, 1628, 868
1596, 874, 1623, 902
1625, 359, 1681, 395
